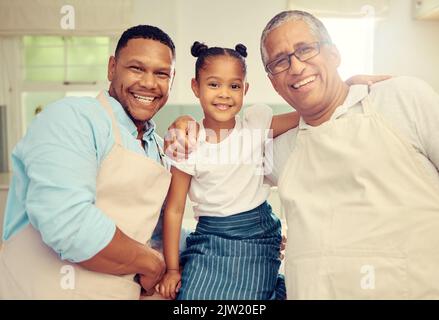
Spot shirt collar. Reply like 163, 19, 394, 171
104, 91, 157, 140
298, 84, 369, 130
198, 115, 241, 145
144, 120, 157, 140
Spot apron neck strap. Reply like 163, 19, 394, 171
360, 94, 373, 116
97, 91, 123, 145
153, 135, 167, 167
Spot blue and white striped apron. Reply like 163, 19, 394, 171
177, 201, 286, 300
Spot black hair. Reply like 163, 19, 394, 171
191, 41, 247, 80
115, 25, 175, 58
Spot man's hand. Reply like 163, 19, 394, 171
138, 247, 166, 291
164, 115, 200, 161
139, 274, 161, 294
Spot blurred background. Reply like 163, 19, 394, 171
1, 0, 439, 236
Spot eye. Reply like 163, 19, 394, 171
156, 71, 170, 79
129, 66, 143, 72
231, 83, 241, 90
273, 56, 289, 68
208, 82, 219, 88
297, 45, 314, 55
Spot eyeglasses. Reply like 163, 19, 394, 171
265, 42, 326, 75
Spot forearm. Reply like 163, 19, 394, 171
78, 227, 164, 280
163, 209, 184, 270
162, 166, 191, 271
345, 74, 391, 86
271, 111, 300, 138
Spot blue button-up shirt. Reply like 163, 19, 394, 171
2, 91, 166, 262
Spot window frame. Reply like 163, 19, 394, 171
20, 35, 117, 134
318, 15, 375, 80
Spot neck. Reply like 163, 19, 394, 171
302, 80, 349, 127
203, 117, 236, 143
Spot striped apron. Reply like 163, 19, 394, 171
177, 201, 286, 300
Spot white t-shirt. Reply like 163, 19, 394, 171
267, 76, 439, 189
173, 104, 273, 218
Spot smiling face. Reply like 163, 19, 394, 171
264, 19, 344, 118
191, 55, 248, 129
108, 38, 175, 128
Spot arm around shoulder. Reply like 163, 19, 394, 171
271, 111, 300, 138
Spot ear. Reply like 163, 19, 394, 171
107, 56, 116, 81
244, 82, 249, 95
191, 78, 200, 98
170, 69, 176, 90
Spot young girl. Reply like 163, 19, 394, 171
156, 41, 300, 300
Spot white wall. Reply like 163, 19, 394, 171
171, 0, 288, 105
130, 0, 439, 104
131, 0, 178, 37
374, 0, 439, 91
131, 0, 289, 105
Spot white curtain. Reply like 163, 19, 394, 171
0, 0, 133, 36
288, 0, 390, 17
0, 37, 22, 171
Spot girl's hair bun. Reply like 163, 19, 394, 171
191, 41, 209, 57
235, 44, 247, 58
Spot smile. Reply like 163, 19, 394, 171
292, 75, 317, 89
132, 93, 156, 105
213, 104, 232, 111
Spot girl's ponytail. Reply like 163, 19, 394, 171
191, 41, 208, 57
235, 44, 248, 58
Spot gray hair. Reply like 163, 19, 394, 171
260, 10, 333, 66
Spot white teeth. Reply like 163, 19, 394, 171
215, 104, 230, 111
293, 75, 316, 89
133, 94, 155, 103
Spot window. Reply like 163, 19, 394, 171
320, 16, 375, 80
21, 36, 114, 131
23, 36, 110, 83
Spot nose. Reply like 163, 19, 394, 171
287, 55, 306, 76
139, 72, 157, 89
218, 86, 231, 99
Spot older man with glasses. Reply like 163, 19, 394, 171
265, 41, 327, 76
262, 10, 439, 299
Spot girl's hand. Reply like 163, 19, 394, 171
155, 270, 182, 300
346, 74, 392, 87
280, 235, 286, 260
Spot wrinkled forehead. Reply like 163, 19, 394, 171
264, 20, 317, 60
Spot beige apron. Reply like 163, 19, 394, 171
0, 92, 171, 299
278, 96, 439, 299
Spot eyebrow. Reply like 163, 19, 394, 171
270, 42, 311, 60
124, 59, 143, 65
205, 76, 243, 82
124, 59, 172, 71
